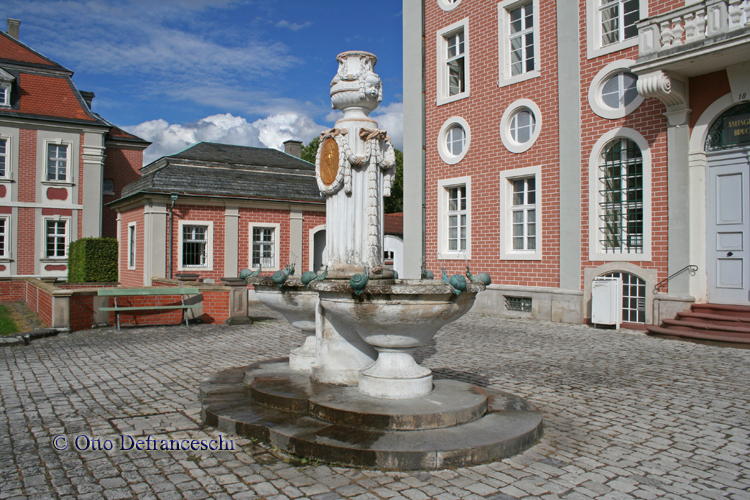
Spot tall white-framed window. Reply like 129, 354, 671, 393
45, 219, 68, 258
437, 176, 471, 259
589, 128, 651, 261
436, 19, 470, 106
249, 223, 281, 271
127, 223, 136, 270
0, 217, 7, 258
500, 166, 542, 260
46, 142, 69, 182
0, 137, 8, 178
588, 60, 644, 119
587, 0, 646, 59
178, 221, 213, 271
0, 83, 10, 107
498, 0, 540, 87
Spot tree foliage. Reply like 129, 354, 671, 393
301, 137, 320, 164
301, 138, 403, 214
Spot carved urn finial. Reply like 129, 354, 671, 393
330, 51, 382, 121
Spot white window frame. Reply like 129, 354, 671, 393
588, 60, 644, 119
0, 136, 9, 179
436, 18, 470, 106
437, 0, 462, 11
44, 140, 71, 183
437, 176, 471, 260
249, 223, 281, 272
437, 116, 471, 164
0, 83, 9, 107
500, 99, 542, 154
586, 0, 647, 59
588, 128, 652, 262
43, 216, 70, 260
0, 216, 8, 259
498, 0, 541, 87
177, 220, 213, 271
500, 166, 542, 260
127, 222, 136, 270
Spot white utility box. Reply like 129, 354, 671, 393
591, 276, 622, 328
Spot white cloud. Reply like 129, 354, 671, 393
371, 102, 403, 150
275, 20, 313, 31
126, 112, 327, 165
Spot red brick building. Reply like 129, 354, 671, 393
0, 20, 149, 279
111, 141, 326, 286
402, 0, 750, 326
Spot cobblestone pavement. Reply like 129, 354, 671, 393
1, 303, 749, 500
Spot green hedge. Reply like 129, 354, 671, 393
67, 238, 118, 283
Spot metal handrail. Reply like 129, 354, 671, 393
654, 265, 698, 293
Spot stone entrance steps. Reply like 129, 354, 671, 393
200, 359, 543, 470
646, 303, 750, 344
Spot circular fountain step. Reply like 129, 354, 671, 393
202, 364, 543, 469
308, 380, 488, 430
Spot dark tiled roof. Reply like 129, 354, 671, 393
163, 142, 316, 172
120, 143, 322, 204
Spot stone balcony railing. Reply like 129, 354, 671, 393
638, 0, 749, 59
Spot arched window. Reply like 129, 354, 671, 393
598, 137, 643, 254
603, 271, 645, 323
705, 102, 750, 152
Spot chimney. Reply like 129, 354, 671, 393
283, 139, 302, 158
80, 91, 95, 110
7, 19, 20, 40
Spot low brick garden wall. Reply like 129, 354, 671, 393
0, 278, 245, 332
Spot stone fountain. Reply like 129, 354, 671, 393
201, 51, 542, 469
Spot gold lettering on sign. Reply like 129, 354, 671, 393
319, 138, 339, 186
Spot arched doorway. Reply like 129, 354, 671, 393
705, 103, 750, 304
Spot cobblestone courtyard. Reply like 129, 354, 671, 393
1, 303, 748, 500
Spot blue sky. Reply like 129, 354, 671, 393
4, 0, 404, 163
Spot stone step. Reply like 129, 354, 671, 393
675, 311, 750, 326
691, 303, 750, 320
645, 325, 750, 344
201, 364, 543, 470
662, 318, 750, 334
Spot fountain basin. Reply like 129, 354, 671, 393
248, 277, 317, 372
311, 280, 484, 398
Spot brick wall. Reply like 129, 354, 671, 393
118, 207, 145, 287
201, 291, 229, 324
0, 280, 25, 301
103, 148, 144, 238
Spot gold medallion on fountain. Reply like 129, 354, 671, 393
319, 137, 340, 187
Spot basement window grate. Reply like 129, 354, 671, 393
505, 296, 532, 312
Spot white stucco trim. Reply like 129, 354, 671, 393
436, 18, 470, 106
588, 127, 652, 262
177, 220, 214, 272
497, 0, 541, 87
0, 126, 18, 181
437, 176, 471, 260
588, 60, 644, 119
689, 93, 736, 152
249, 222, 281, 272
499, 165, 542, 260
586, 0, 648, 59
437, 0, 462, 11
127, 222, 136, 270
500, 99, 542, 154
308, 224, 326, 272
438, 116, 471, 164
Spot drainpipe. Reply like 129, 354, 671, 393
421, 1, 427, 270
168, 193, 178, 279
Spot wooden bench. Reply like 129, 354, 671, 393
98, 287, 201, 330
